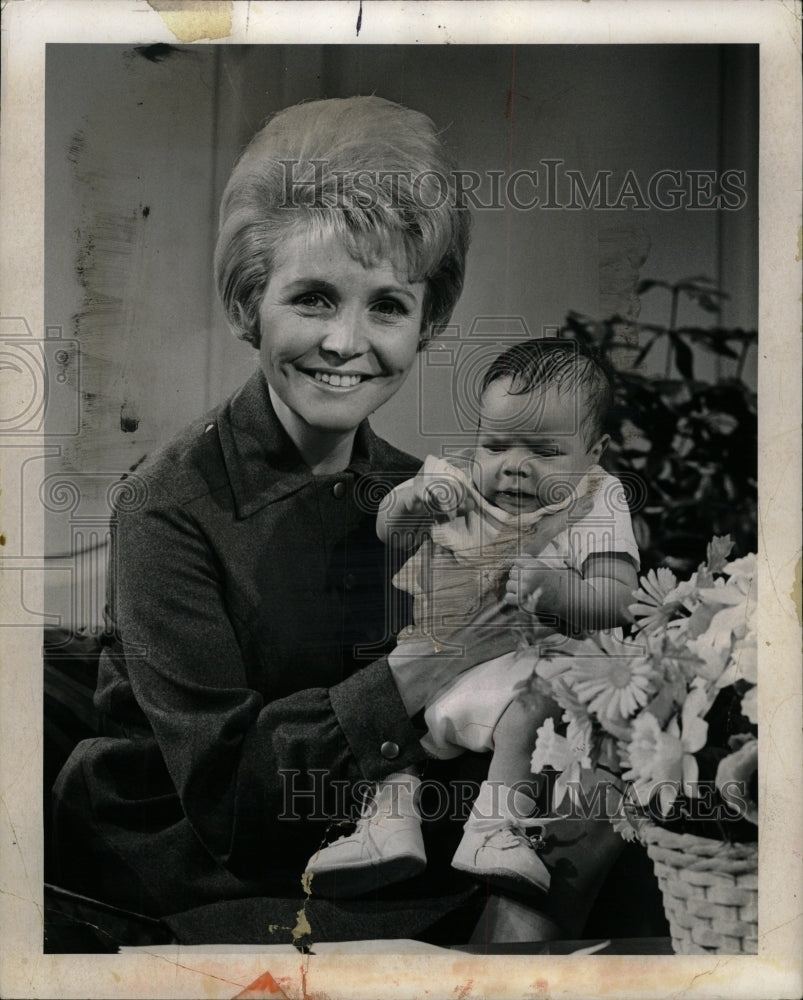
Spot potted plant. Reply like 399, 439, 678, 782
563, 276, 757, 574
522, 536, 758, 954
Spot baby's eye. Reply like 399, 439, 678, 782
482, 442, 509, 454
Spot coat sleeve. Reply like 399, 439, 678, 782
112, 499, 427, 877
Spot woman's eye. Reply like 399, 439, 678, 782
482, 443, 508, 454
293, 292, 331, 310
372, 298, 407, 317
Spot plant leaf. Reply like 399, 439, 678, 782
672, 335, 694, 380
636, 279, 671, 294
675, 276, 720, 292
694, 293, 722, 313
693, 335, 740, 359
703, 535, 734, 574
638, 322, 672, 335
634, 334, 659, 367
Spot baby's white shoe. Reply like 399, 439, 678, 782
451, 781, 551, 896
305, 773, 426, 897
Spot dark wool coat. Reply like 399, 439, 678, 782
52, 370, 484, 944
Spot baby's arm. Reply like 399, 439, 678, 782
376, 479, 430, 545
504, 552, 638, 632
376, 468, 475, 545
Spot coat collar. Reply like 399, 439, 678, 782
217, 369, 384, 519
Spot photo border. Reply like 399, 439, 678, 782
1, 2, 800, 998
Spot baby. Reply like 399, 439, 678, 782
306, 339, 639, 897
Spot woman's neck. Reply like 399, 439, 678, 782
268, 386, 357, 475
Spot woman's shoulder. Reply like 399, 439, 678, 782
115, 405, 231, 516
368, 436, 421, 475
360, 425, 422, 483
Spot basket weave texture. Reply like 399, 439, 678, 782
641, 823, 758, 954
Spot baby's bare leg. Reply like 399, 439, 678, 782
487, 693, 562, 803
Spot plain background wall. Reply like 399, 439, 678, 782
44, 43, 757, 630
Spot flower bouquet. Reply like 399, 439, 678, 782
522, 536, 758, 954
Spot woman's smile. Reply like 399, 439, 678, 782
308, 370, 366, 388
258, 228, 425, 456
298, 362, 376, 388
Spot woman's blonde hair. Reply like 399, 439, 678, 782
214, 96, 471, 347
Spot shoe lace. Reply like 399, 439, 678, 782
343, 783, 391, 833
324, 797, 399, 861
325, 781, 417, 847
475, 822, 547, 863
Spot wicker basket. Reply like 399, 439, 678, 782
640, 823, 758, 954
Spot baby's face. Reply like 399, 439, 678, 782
471, 378, 606, 514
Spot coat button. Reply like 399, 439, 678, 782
333, 481, 346, 498
343, 573, 357, 590
380, 740, 400, 760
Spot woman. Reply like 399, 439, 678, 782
53, 95, 629, 948
52, 96, 513, 944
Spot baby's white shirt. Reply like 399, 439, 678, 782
388, 457, 639, 656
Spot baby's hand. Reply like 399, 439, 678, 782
505, 556, 574, 615
505, 556, 550, 612
404, 469, 476, 523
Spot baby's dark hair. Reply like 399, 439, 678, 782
480, 338, 614, 444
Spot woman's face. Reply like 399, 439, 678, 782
258, 228, 425, 441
